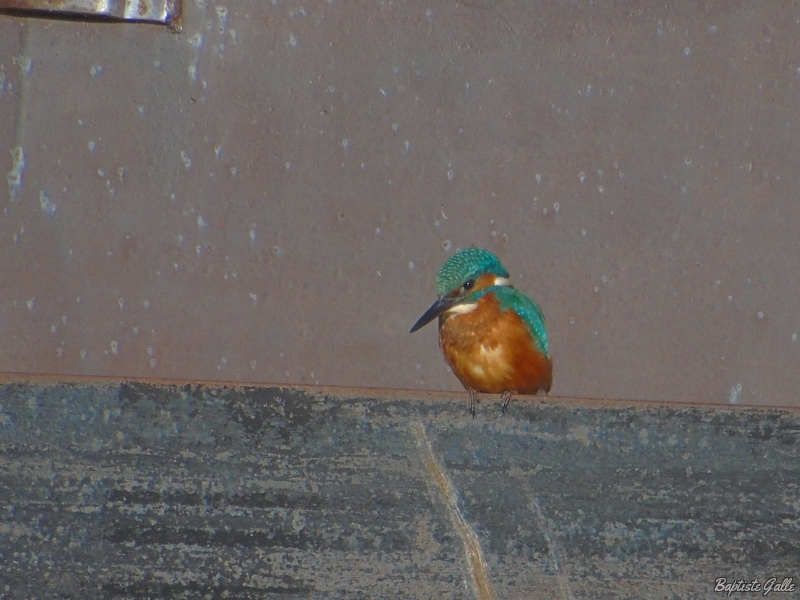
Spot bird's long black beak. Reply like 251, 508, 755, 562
410, 296, 460, 333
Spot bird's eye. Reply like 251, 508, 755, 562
463, 279, 475, 291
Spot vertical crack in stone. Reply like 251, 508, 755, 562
412, 421, 497, 600
531, 497, 574, 600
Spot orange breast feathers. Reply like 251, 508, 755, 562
438, 292, 552, 395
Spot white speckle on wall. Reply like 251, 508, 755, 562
7, 146, 24, 202
39, 191, 57, 217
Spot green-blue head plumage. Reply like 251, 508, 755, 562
435, 247, 509, 297
411, 248, 547, 357
410, 247, 509, 333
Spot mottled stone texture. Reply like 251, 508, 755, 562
0, 380, 798, 599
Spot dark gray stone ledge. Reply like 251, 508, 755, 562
0, 380, 798, 599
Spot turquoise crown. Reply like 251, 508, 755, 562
436, 248, 509, 297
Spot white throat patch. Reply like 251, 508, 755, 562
444, 277, 510, 318
445, 302, 478, 316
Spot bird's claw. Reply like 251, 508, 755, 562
501, 391, 513, 414
468, 389, 479, 418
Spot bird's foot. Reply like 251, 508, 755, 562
468, 389, 479, 418
501, 391, 513, 414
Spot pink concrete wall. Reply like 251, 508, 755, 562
1, 3, 798, 406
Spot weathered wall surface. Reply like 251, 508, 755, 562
2, 3, 800, 405
0, 380, 798, 598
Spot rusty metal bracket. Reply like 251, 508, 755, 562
0, 0, 180, 27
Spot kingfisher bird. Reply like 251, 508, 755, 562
410, 247, 552, 416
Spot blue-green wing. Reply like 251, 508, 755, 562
492, 286, 549, 356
